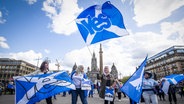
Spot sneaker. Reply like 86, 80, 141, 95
118, 99, 121, 101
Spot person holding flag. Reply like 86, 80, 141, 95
142, 71, 158, 104
99, 66, 116, 104
36, 60, 53, 104
70, 65, 88, 104
121, 56, 148, 103
25, 60, 53, 104
14, 60, 76, 104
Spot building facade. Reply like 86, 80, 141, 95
110, 63, 118, 79
87, 52, 99, 83
0, 58, 37, 83
145, 46, 184, 80
87, 45, 119, 83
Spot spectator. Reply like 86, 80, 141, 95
115, 79, 122, 101
7, 81, 14, 94
96, 80, 101, 94
142, 71, 158, 104
157, 80, 166, 101
99, 66, 116, 104
168, 84, 177, 104
89, 81, 94, 98
39, 61, 53, 104
70, 65, 88, 104
27, 60, 53, 104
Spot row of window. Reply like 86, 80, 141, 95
0, 65, 17, 69
0, 65, 35, 72
146, 56, 184, 69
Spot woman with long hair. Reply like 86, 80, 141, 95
70, 65, 88, 104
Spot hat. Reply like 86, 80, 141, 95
144, 71, 152, 78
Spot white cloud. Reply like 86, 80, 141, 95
10, 50, 42, 65
0, 11, 6, 24
61, 19, 184, 76
26, 0, 37, 5
0, 36, 9, 49
0, 50, 43, 67
44, 49, 50, 54
62, 48, 92, 72
133, 0, 184, 27
42, 0, 83, 35
160, 18, 184, 43
0, 50, 64, 71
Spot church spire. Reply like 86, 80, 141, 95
72, 62, 77, 72
91, 51, 97, 71
110, 63, 118, 79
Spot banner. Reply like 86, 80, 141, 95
121, 56, 147, 103
105, 86, 114, 101
81, 79, 91, 90
76, 1, 128, 45
14, 71, 75, 104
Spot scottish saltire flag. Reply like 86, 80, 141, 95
165, 74, 184, 84
76, 1, 128, 45
121, 56, 147, 103
14, 71, 75, 104
105, 87, 114, 101
162, 80, 170, 94
81, 79, 91, 90
162, 74, 184, 94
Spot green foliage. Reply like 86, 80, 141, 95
121, 76, 130, 83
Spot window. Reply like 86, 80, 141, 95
169, 51, 174, 55
176, 49, 184, 53
2, 66, 5, 69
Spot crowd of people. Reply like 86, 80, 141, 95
0, 81, 15, 95
1, 60, 184, 104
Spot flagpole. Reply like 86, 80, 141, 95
86, 44, 93, 57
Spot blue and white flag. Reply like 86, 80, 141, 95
161, 74, 184, 94
165, 74, 184, 84
81, 78, 91, 90
121, 56, 147, 103
14, 71, 75, 104
162, 80, 170, 94
76, 1, 128, 45
105, 87, 114, 101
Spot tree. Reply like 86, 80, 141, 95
121, 76, 130, 83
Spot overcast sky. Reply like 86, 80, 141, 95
0, 0, 184, 77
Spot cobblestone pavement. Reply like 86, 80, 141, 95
0, 93, 184, 104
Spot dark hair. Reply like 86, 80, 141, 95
40, 61, 49, 72
144, 71, 152, 78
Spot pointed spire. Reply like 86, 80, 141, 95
72, 62, 77, 71
110, 63, 118, 79
93, 51, 95, 57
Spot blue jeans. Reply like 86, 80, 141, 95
71, 88, 88, 104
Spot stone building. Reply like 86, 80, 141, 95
86, 52, 99, 83
110, 63, 118, 79
145, 45, 184, 80
0, 58, 37, 83
87, 45, 119, 83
